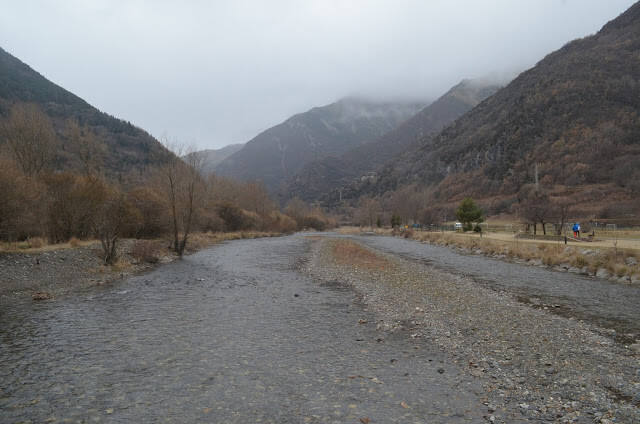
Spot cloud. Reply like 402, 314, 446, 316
0, 0, 635, 148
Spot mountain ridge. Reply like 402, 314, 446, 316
282, 77, 504, 203
330, 2, 640, 219
0, 46, 172, 182
193, 143, 245, 174
213, 97, 428, 192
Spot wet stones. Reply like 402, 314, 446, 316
302, 236, 640, 423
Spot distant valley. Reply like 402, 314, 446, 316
2, 0, 639, 235
280, 77, 504, 204
192, 143, 245, 175
211, 97, 428, 192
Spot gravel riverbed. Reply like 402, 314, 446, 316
0, 240, 171, 300
301, 236, 640, 423
2, 234, 639, 423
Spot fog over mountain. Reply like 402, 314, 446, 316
1, 1, 634, 149
331, 1, 640, 219
213, 97, 427, 191
281, 77, 505, 204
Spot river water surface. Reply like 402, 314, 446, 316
1, 235, 487, 423
350, 234, 640, 341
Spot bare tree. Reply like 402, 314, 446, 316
358, 196, 381, 229
94, 191, 131, 265
284, 197, 310, 229
67, 118, 106, 177
390, 185, 424, 226
207, 173, 240, 204
126, 186, 171, 238
0, 103, 56, 176
43, 173, 110, 243
521, 193, 552, 235
161, 139, 205, 257
551, 197, 573, 235
237, 180, 274, 221
0, 157, 44, 240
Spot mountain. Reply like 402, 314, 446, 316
334, 2, 640, 217
282, 78, 503, 203
0, 47, 172, 181
189, 143, 245, 174
213, 97, 428, 191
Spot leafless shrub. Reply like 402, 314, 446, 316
28, 237, 46, 249
302, 215, 327, 231
129, 240, 160, 264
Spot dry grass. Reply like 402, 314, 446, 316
128, 240, 162, 264
108, 257, 133, 273
187, 231, 278, 250
28, 237, 46, 249
331, 239, 395, 271
406, 230, 639, 279
68, 237, 81, 247
337, 226, 393, 235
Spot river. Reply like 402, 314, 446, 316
1, 234, 487, 423
2, 233, 638, 422
349, 233, 640, 342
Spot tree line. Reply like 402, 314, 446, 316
352, 180, 580, 236
0, 102, 335, 263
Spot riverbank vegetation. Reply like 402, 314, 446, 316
412, 230, 637, 278
0, 103, 336, 263
339, 226, 640, 283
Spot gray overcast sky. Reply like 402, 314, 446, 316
0, 0, 636, 150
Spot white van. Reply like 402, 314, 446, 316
454, 222, 463, 230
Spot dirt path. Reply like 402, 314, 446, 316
480, 231, 640, 250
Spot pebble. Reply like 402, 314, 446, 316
303, 237, 640, 423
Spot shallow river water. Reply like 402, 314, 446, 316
350, 234, 640, 341
1, 235, 488, 423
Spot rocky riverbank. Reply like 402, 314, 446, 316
0, 240, 173, 300
0, 232, 279, 301
301, 236, 640, 423
3, 233, 638, 422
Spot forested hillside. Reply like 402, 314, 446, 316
0, 48, 335, 253
335, 2, 640, 223
283, 78, 502, 203
0, 47, 172, 181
